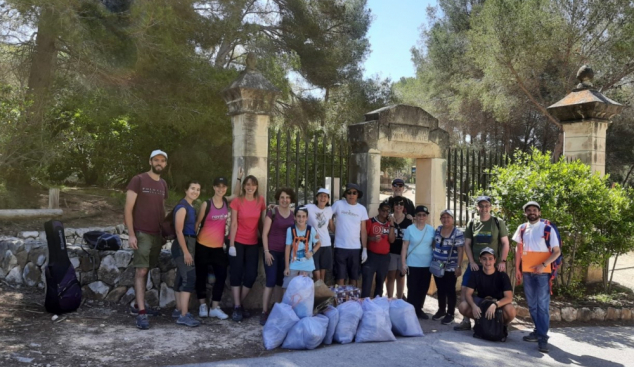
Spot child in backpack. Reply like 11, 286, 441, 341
283, 206, 321, 287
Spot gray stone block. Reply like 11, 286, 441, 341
578, 307, 592, 321
105, 286, 128, 303
516, 305, 529, 318
18, 231, 39, 239
84, 281, 110, 300
98, 255, 120, 286
621, 308, 632, 320
159, 282, 176, 309
22, 262, 41, 287
606, 307, 620, 320
592, 307, 606, 321
15, 250, 28, 268
145, 289, 159, 308
150, 268, 161, 291
158, 250, 175, 272
550, 307, 561, 322
2, 250, 17, 274
121, 287, 136, 305
6, 266, 23, 284
114, 250, 132, 268
561, 307, 577, 322
118, 266, 136, 287
162, 269, 176, 288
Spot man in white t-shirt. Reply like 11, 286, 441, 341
512, 201, 561, 354
332, 183, 368, 287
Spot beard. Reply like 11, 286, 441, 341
527, 214, 540, 222
151, 165, 164, 175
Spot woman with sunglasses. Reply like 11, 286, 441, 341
401, 205, 435, 319
386, 196, 411, 299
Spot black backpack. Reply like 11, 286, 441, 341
473, 298, 508, 342
44, 220, 82, 314
83, 231, 122, 251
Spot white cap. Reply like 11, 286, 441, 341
316, 188, 330, 197
440, 209, 454, 218
150, 150, 168, 159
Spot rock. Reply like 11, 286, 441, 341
28, 247, 48, 267
36, 254, 47, 267
118, 266, 136, 287
162, 269, 176, 288
116, 224, 125, 234
150, 268, 161, 291
2, 250, 18, 273
7, 240, 25, 253
70, 257, 80, 269
39, 271, 45, 289
561, 307, 577, 322
18, 231, 39, 239
516, 305, 529, 318
578, 307, 592, 321
550, 307, 561, 322
15, 249, 28, 269
606, 307, 620, 321
621, 308, 632, 320
119, 234, 129, 240
75, 228, 88, 238
592, 307, 606, 321
145, 289, 159, 307
6, 266, 23, 284
114, 251, 133, 268
22, 262, 41, 287
98, 255, 120, 286
80, 271, 96, 286
38, 231, 47, 242
105, 286, 128, 303
121, 240, 129, 249
159, 282, 176, 308
146, 272, 153, 290
104, 226, 116, 234
158, 250, 174, 272
85, 281, 110, 300
64, 228, 75, 237
121, 287, 136, 305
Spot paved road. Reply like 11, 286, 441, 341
170, 326, 634, 367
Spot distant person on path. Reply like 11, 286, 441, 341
332, 183, 368, 287
457, 247, 516, 327
361, 202, 394, 298
124, 149, 169, 330
401, 205, 434, 319
194, 173, 242, 321
171, 181, 202, 327
512, 201, 561, 354
431, 209, 465, 325
260, 188, 295, 325
306, 188, 334, 283
385, 196, 411, 299
454, 196, 510, 331
382, 178, 415, 217
228, 175, 266, 322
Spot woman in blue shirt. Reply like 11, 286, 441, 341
401, 205, 434, 319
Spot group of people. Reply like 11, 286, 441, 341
124, 150, 560, 354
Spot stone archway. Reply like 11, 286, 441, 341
348, 104, 449, 227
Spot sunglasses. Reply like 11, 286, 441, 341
394, 202, 404, 206
346, 191, 358, 195
392, 184, 404, 188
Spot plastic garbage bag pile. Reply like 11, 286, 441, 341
263, 276, 423, 350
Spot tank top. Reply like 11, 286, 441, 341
173, 199, 197, 236
197, 198, 229, 248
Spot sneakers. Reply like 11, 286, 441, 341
260, 311, 269, 326
441, 314, 454, 325
176, 313, 201, 327
171, 309, 181, 318
232, 306, 243, 322
432, 311, 446, 321
523, 332, 539, 342
242, 308, 251, 318
538, 340, 550, 353
209, 307, 229, 320
453, 318, 471, 331
129, 303, 160, 316
136, 314, 149, 330
199, 304, 209, 318
417, 312, 429, 320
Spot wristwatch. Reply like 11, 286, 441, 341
501, 259, 507, 263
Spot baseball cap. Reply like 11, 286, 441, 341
440, 209, 454, 218
345, 183, 363, 199
476, 196, 491, 205
150, 150, 168, 159
523, 201, 541, 211
414, 205, 429, 215
392, 178, 405, 186
479, 247, 496, 257
316, 188, 331, 197
213, 177, 228, 186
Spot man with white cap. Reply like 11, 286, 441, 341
124, 150, 169, 330
512, 201, 561, 353
454, 195, 510, 331
305, 188, 335, 282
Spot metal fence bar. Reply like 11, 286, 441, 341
295, 131, 300, 203
447, 148, 452, 209
459, 149, 464, 227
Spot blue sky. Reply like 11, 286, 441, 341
363, 0, 436, 81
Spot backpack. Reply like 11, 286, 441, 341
161, 199, 196, 241
516, 219, 563, 294
44, 220, 82, 314
83, 231, 122, 251
473, 298, 508, 342
290, 225, 312, 262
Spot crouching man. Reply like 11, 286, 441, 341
458, 247, 516, 329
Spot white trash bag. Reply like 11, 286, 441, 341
263, 303, 300, 350
333, 300, 363, 344
355, 298, 396, 343
281, 314, 329, 350
389, 299, 424, 337
373, 296, 391, 314
282, 275, 315, 319
321, 305, 339, 345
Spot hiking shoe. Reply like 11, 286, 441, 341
171, 309, 181, 318
432, 311, 446, 321
538, 340, 550, 353
242, 308, 251, 318
176, 313, 201, 327
199, 304, 209, 318
523, 332, 539, 342
454, 318, 471, 331
136, 314, 149, 330
232, 306, 243, 322
209, 307, 229, 320
129, 303, 160, 316
260, 311, 269, 326
418, 312, 429, 320
441, 314, 455, 325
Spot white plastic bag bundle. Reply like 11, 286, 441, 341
281, 314, 329, 350
321, 305, 339, 345
333, 300, 363, 344
389, 299, 424, 337
282, 275, 315, 319
373, 296, 390, 314
263, 303, 300, 350
355, 298, 396, 343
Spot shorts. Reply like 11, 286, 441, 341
133, 231, 163, 268
388, 253, 404, 272
313, 246, 333, 271
282, 270, 312, 288
461, 266, 472, 287
263, 250, 286, 288
334, 248, 361, 281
